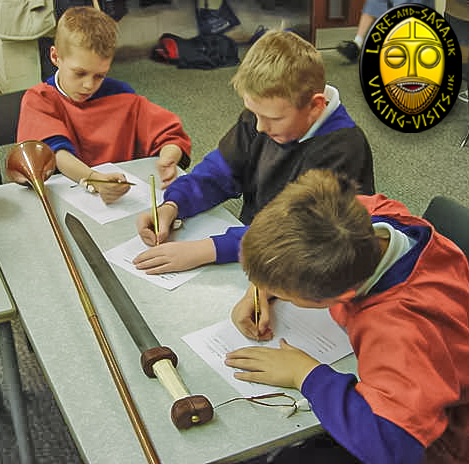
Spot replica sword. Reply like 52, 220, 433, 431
65, 213, 214, 430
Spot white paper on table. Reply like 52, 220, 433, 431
105, 235, 201, 290
182, 300, 353, 397
105, 207, 242, 290
46, 163, 156, 224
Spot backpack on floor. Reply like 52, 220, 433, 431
152, 32, 239, 70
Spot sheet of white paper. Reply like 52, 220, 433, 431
105, 207, 242, 290
46, 163, 155, 224
106, 235, 201, 290
182, 301, 353, 397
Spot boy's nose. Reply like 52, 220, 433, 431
82, 77, 93, 90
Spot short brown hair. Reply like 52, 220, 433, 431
55, 6, 117, 59
241, 170, 381, 300
231, 30, 326, 108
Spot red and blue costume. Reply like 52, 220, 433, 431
302, 194, 469, 463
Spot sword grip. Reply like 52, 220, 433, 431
141, 347, 214, 429
152, 358, 189, 400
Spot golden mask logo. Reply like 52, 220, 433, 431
360, 4, 462, 132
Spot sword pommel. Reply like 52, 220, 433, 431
144, 348, 215, 429
141, 346, 178, 378
171, 395, 214, 430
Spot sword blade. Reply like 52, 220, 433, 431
65, 213, 160, 353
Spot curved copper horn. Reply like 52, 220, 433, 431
6, 140, 56, 189
5, 141, 160, 464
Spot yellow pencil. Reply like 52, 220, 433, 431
253, 285, 260, 336
149, 174, 159, 246
86, 179, 136, 186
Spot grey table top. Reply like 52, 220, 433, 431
0, 158, 357, 464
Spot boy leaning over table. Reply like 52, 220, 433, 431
17, 6, 191, 204
226, 169, 469, 464
134, 29, 375, 274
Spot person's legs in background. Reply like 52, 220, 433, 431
337, 0, 388, 63
337, 0, 435, 64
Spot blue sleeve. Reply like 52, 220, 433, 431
211, 225, 249, 264
301, 364, 424, 464
163, 149, 241, 218
43, 135, 76, 155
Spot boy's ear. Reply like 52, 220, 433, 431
50, 46, 59, 67
311, 92, 327, 110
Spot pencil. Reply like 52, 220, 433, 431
85, 179, 136, 186
253, 285, 260, 336
149, 174, 159, 245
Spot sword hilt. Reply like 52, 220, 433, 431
140, 347, 214, 429
141, 346, 178, 376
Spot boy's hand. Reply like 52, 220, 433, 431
132, 239, 216, 273
225, 338, 320, 390
231, 287, 273, 341
136, 203, 177, 246
157, 144, 183, 189
156, 158, 178, 189
92, 172, 130, 204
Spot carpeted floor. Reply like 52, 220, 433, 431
1, 317, 83, 463
1, 16, 469, 463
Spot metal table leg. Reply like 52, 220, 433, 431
0, 260, 36, 464
0, 320, 36, 464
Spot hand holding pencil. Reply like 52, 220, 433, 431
230, 285, 274, 341
79, 171, 132, 204
136, 175, 179, 247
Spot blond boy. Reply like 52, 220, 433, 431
134, 30, 374, 274
18, 6, 191, 204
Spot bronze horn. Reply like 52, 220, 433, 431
6, 141, 160, 464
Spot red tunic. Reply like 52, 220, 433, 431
17, 82, 191, 167
330, 194, 469, 462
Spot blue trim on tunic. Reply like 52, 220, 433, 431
368, 217, 431, 295
45, 75, 135, 99
302, 365, 424, 463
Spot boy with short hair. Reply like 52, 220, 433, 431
17, 6, 191, 204
226, 169, 469, 464
134, 30, 375, 274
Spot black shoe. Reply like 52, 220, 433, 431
337, 40, 360, 63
